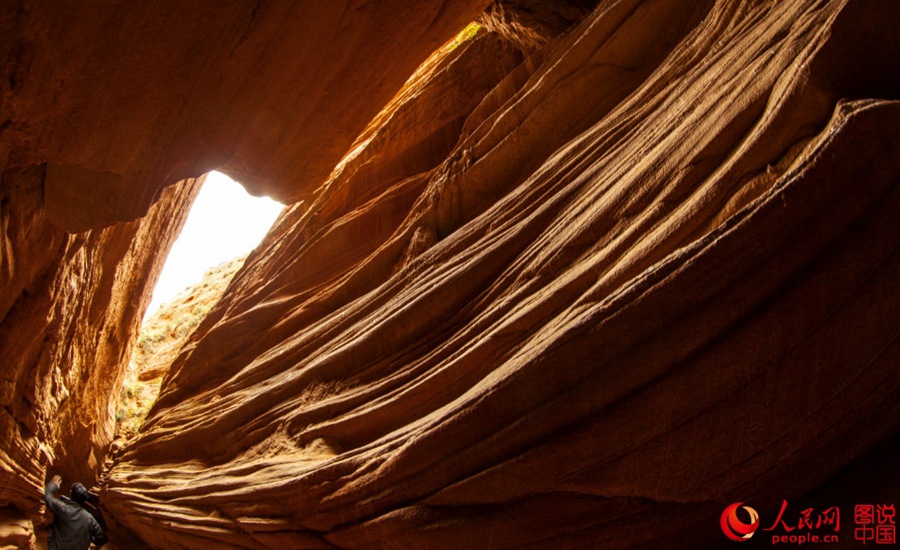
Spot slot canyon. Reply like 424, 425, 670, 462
1, 0, 899, 548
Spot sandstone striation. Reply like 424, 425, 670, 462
2, 0, 899, 548
115, 255, 246, 441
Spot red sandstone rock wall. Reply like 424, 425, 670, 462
101, 0, 897, 548
1, 2, 488, 544
1, 0, 491, 231
0, 169, 199, 547
2, 0, 899, 548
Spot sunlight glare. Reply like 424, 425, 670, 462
144, 171, 284, 321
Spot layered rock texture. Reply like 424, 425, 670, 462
2, 0, 899, 548
115, 256, 246, 441
0, 171, 199, 547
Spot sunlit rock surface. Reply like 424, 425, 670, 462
2, 0, 899, 548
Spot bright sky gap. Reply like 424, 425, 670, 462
144, 171, 284, 320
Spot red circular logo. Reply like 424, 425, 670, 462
721, 502, 760, 541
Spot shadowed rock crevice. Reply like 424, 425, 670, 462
478, 0, 603, 52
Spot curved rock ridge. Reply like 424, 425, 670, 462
115, 255, 248, 442
90, 0, 900, 548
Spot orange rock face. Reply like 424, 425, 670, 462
0, 169, 199, 547
3, 0, 900, 548
2, 0, 491, 231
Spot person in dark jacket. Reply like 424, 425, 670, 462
44, 474, 108, 549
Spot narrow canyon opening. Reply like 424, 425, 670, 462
2, 1, 899, 548
114, 172, 283, 442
